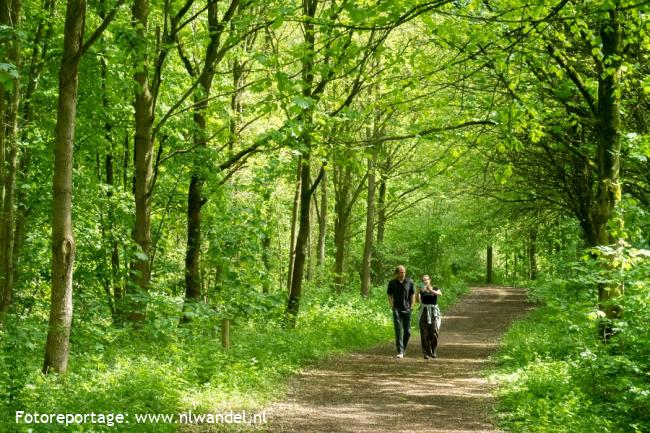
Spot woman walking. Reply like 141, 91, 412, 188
418, 275, 442, 359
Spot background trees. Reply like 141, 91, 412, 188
0, 0, 648, 430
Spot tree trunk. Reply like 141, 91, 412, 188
285, 0, 323, 324
333, 163, 351, 292
99, 26, 123, 322
106, 154, 123, 315
43, 0, 85, 374
184, 172, 203, 302
6, 0, 55, 318
333, 201, 347, 292
130, 0, 154, 322
0, 85, 6, 319
287, 153, 312, 325
360, 152, 376, 297
183, 92, 211, 311
316, 170, 327, 269
286, 159, 301, 293
372, 175, 386, 278
261, 223, 272, 293
0, 0, 21, 322
593, 8, 623, 319
528, 230, 537, 280
183, 0, 243, 318
228, 59, 243, 151
306, 200, 314, 281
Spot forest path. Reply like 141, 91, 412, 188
261, 286, 533, 433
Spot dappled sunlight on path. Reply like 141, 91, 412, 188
261, 286, 534, 433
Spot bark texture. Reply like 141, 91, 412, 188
360, 152, 376, 297
130, 0, 154, 321
0, 0, 21, 322
44, 0, 85, 374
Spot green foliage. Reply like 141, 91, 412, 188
1, 286, 394, 433
491, 247, 650, 433
2, 0, 649, 430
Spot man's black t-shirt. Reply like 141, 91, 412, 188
387, 278, 415, 311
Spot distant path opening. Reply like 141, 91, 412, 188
263, 286, 534, 433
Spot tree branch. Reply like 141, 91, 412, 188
80, 0, 126, 56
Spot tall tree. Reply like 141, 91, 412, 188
180, 0, 245, 313
129, 0, 194, 320
592, 6, 624, 317
43, 0, 86, 374
43, 0, 122, 371
332, 150, 366, 291
286, 0, 320, 323
129, 0, 155, 321
360, 149, 377, 297
0, 0, 21, 322
316, 170, 327, 270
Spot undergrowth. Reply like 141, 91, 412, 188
1, 278, 468, 433
490, 247, 650, 433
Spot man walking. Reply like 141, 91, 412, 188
387, 265, 415, 358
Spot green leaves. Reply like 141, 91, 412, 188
0, 62, 19, 91
291, 95, 316, 110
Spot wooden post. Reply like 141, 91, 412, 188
221, 318, 230, 349
487, 244, 493, 285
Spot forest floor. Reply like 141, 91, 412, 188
256, 286, 534, 433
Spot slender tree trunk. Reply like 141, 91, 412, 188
0, 108, 18, 319
333, 163, 351, 292
184, 93, 210, 309
376, 178, 386, 243
130, 0, 154, 322
316, 170, 327, 269
286, 159, 301, 293
360, 152, 377, 297
183, 0, 242, 317
43, 0, 85, 374
528, 230, 537, 280
285, 0, 327, 324
122, 132, 129, 191
261, 219, 272, 293
287, 152, 312, 324
97, 153, 115, 318
0, 0, 21, 322
184, 169, 203, 305
7, 0, 55, 314
260, 189, 273, 294
0, 87, 5, 312
228, 59, 243, 151
372, 175, 386, 278
306, 199, 314, 281
99, 20, 123, 322
106, 154, 123, 311
333, 205, 347, 292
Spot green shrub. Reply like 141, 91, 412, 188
491, 250, 650, 433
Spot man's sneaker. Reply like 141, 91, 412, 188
396, 353, 404, 358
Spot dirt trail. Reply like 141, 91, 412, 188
262, 286, 533, 433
